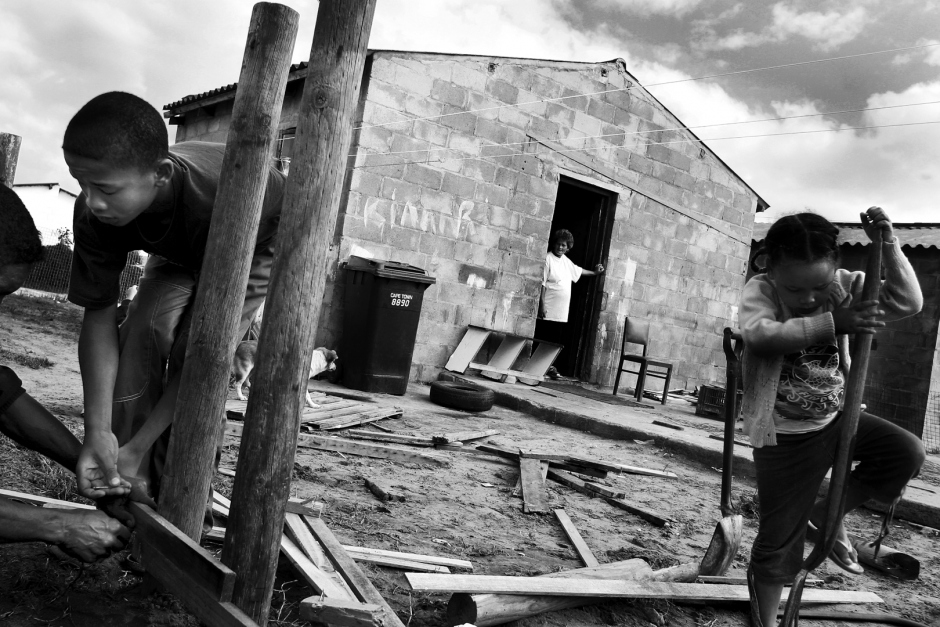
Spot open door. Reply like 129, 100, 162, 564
535, 176, 617, 380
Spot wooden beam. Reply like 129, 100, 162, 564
160, 4, 299, 548
221, 1, 375, 622
310, 407, 403, 430
439, 429, 499, 442
520, 457, 550, 514
345, 429, 434, 447
446, 560, 652, 627
0, 488, 96, 510
141, 544, 258, 627
128, 501, 235, 602
337, 552, 451, 573
341, 546, 473, 571
408, 574, 884, 604
553, 509, 599, 567
0, 131, 21, 188
225, 420, 448, 466
281, 534, 355, 598
602, 497, 675, 528
306, 518, 407, 627
299, 598, 385, 626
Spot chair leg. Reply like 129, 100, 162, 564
660, 368, 673, 405
635, 365, 647, 402
613, 360, 623, 396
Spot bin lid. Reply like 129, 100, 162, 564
345, 256, 436, 284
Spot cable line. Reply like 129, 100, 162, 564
353, 42, 940, 132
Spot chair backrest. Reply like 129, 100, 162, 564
622, 317, 650, 357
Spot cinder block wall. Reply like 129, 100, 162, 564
320, 51, 759, 387
842, 245, 940, 437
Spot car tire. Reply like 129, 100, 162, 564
429, 381, 495, 412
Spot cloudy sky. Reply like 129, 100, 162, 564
2, 0, 938, 229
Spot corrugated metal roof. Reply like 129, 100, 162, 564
751, 221, 940, 249
164, 62, 309, 110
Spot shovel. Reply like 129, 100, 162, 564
699, 327, 744, 576
779, 230, 883, 627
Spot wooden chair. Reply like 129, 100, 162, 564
613, 317, 674, 404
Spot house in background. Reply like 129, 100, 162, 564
751, 222, 940, 449
164, 50, 768, 391
14, 182, 76, 243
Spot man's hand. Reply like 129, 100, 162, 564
77, 430, 130, 499
56, 509, 131, 563
861, 206, 895, 243
833, 296, 885, 335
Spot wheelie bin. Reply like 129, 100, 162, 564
341, 256, 436, 395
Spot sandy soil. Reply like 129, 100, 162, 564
1, 293, 938, 627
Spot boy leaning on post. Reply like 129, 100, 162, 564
62, 91, 286, 504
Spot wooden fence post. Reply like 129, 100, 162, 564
158, 2, 299, 541
221, 0, 377, 622
0, 132, 21, 188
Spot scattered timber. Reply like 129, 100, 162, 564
411, 574, 884, 604
553, 509, 599, 567
300, 598, 386, 627
520, 457, 550, 514
364, 477, 406, 502
225, 421, 448, 466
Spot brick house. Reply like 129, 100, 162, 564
164, 50, 767, 390
751, 222, 940, 445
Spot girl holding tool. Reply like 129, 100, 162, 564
738, 208, 925, 627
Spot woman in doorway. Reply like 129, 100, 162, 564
538, 229, 604, 377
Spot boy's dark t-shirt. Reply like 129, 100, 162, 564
68, 142, 285, 310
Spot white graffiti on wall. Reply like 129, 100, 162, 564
363, 197, 478, 239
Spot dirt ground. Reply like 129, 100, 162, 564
1, 293, 938, 627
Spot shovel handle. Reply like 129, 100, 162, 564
720, 328, 743, 518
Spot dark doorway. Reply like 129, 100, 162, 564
535, 176, 617, 380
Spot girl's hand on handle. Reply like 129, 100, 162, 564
832, 296, 885, 335
861, 206, 895, 243
594, 263, 605, 274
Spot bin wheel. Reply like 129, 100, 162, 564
429, 381, 495, 412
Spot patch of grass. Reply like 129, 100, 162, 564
0, 346, 54, 369
1, 293, 84, 337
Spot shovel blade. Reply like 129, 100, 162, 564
699, 514, 744, 576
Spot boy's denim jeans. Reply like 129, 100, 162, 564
111, 252, 271, 493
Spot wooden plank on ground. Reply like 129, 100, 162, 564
141, 543, 258, 627
300, 598, 385, 627
652, 419, 684, 431
285, 511, 329, 568
281, 534, 355, 599
602, 497, 675, 527
611, 463, 678, 480
316, 407, 403, 430
225, 421, 447, 466
445, 326, 491, 372
127, 501, 234, 602
439, 428, 499, 443
405, 574, 884, 604
520, 457, 550, 514
345, 429, 434, 447
554, 509, 599, 567
306, 518, 408, 627
342, 546, 473, 570
339, 552, 451, 573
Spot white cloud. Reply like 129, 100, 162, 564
769, 3, 868, 52
594, 0, 708, 17
694, 2, 868, 53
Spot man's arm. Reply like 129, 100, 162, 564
0, 497, 130, 562
1, 391, 82, 471
76, 305, 129, 498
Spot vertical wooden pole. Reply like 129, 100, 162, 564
0, 132, 21, 188
158, 2, 298, 540
221, 0, 377, 622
